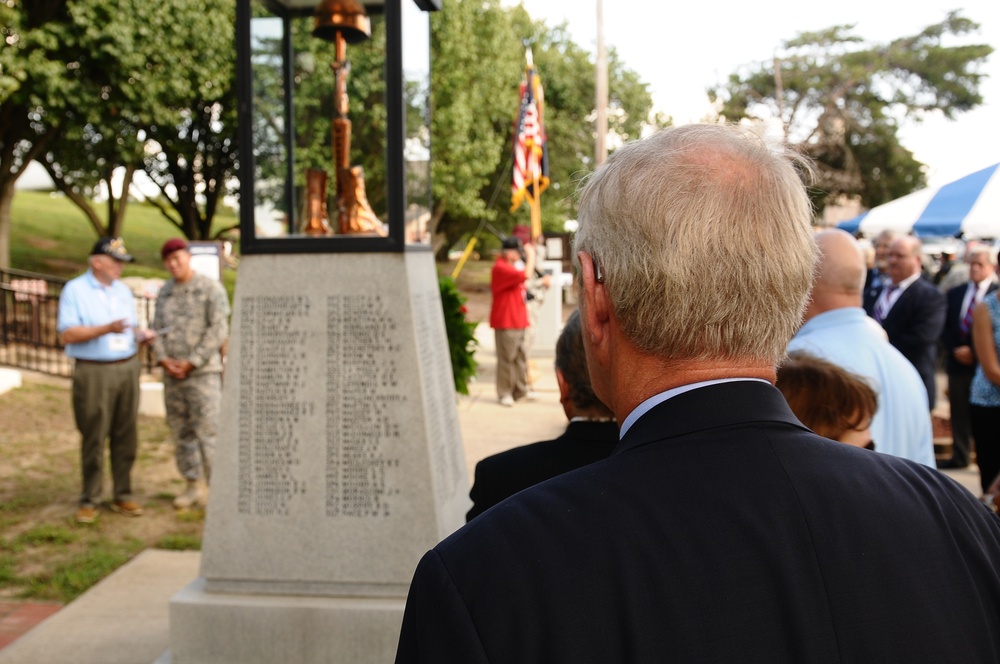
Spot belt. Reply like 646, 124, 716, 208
74, 354, 137, 365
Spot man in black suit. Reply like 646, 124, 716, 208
939, 246, 999, 468
862, 229, 898, 315
466, 310, 617, 521
875, 235, 946, 409
394, 125, 1000, 664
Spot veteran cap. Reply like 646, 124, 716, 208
91, 237, 134, 262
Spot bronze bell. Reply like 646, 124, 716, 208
312, 0, 371, 44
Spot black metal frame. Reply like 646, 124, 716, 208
236, 0, 437, 255
0, 268, 160, 378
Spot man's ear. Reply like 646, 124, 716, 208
555, 367, 570, 404
577, 251, 611, 348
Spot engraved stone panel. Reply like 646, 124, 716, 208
199, 253, 468, 595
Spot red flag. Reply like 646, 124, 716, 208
511, 52, 549, 222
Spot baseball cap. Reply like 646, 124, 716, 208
91, 237, 134, 262
161, 238, 189, 260
502, 237, 523, 250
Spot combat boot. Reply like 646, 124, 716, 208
173, 479, 200, 509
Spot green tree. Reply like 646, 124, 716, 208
430, 4, 664, 258
428, 0, 523, 256
0, 0, 238, 260
131, 0, 236, 241
709, 11, 993, 214
0, 0, 119, 268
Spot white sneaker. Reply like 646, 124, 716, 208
525, 391, 539, 401
499, 395, 514, 407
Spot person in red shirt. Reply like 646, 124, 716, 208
490, 237, 536, 406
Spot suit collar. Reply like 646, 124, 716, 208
563, 419, 621, 442
617, 381, 808, 454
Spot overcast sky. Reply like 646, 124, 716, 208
505, 0, 1000, 188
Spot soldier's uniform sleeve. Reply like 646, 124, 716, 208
151, 281, 172, 361
188, 279, 230, 370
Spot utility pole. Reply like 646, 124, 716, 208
595, 0, 608, 166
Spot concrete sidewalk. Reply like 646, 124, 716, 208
0, 323, 566, 664
0, 323, 986, 663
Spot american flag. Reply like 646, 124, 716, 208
510, 51, 549, 219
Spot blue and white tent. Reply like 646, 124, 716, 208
837, 163, 1000, 239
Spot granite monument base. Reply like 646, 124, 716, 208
166, 251, 469, 663
167, 578, 404, 663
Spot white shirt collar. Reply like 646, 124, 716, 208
619, 378, 771, 439
892, 271, 921, 292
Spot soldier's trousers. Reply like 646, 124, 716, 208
164, 372, 222, 482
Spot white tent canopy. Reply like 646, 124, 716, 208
838, 163, 1000, 239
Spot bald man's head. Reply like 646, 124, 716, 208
804, 229, 866, 320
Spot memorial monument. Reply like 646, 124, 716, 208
164, 1, 463, 662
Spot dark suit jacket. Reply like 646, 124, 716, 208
395, 382, 1000, 664
880, 277, 946, 408
862, 267, 883, 316
941, 281, 999, 376
467, 420, 619, 521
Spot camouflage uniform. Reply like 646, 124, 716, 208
152, 272, 230, 482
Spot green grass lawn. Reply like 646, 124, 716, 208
10, 191, 238, 297
9, 190, 503, 304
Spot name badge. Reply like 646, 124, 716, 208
108, 334, 130, 352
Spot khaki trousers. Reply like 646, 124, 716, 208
495, 328, 528, 400
72, 356, 140, 505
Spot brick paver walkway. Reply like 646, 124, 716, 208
0, 602, 61, 650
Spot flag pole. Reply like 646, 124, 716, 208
595, 0, 608, 166
530, 176, 542, 241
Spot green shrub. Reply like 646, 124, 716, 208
439, 276, 478, 395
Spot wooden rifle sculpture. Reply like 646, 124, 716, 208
330, 31, 385, 236
310, 0, 385, 237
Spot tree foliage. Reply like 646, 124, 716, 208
0, 0, 126, 267
3, 0, 661, 263
0, 0, 237, 258
140, 0, 236, 241
430, 2, 664, 258
709, 11, 993, 214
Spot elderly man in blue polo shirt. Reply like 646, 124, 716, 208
58, 237, 155, 523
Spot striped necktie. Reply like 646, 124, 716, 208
874, 285, 898, 324
960, 289, 977, 337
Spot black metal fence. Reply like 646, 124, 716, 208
0, 268, 158, 378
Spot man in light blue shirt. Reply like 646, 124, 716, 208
788, 229, 935, 467
58, 237, 155, 523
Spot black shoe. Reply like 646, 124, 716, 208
936, 458, 969, 470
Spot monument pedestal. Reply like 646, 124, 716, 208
167, 252, 469, 663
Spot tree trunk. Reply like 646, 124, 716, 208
40, 161, 106, 236
0, 182, 14, 271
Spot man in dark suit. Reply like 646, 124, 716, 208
394, 125, 1000, 664
939, 245, 999, 468
467, 310, 618, 521
875, 235, 946, 409
862, 229, 898, 315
